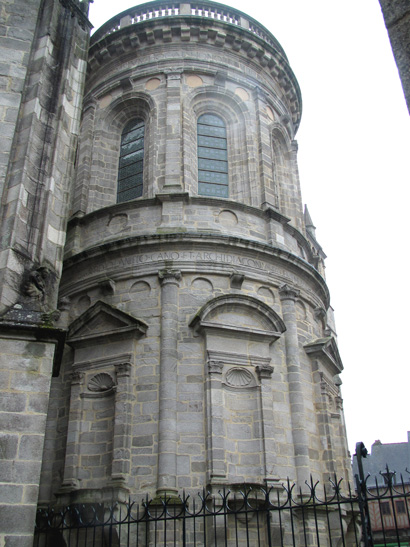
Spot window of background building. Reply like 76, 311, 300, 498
117, 119, 145, 203
380, 502, 391, 516
197, 114, 228, 198
396, 500, 406, 514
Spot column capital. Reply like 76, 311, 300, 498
114, 361, 132, 378
165, 69, 183, 82
279, 284, 300, 301
256, 364, 274, 379
207, 360, 224, 375
70, 370, 84, 385
159, 269, 181, 286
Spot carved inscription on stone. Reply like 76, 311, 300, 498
85, 251, 302, 286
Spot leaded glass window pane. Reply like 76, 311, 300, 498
197, 114, 228, 197
198, 146, 228, 161
199, 182, 229, 198
117, 119, 144, 203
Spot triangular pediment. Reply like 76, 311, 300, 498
304, 336, 343, 374
67, 301, 147, 346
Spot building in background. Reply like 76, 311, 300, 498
353, 433, 410, 546
379, 0, 410, 113
0, 0, 352, 544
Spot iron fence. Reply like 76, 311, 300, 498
34, 445, 410, 546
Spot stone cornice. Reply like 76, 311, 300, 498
61, 232, 330, 309
92, 2, 288, 58
88, 15, 301, 128
66, 197, 317, 267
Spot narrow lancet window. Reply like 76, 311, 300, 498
197, 114, 228, 198
117, 119, 145, 203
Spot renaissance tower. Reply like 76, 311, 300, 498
0, 1, 351, 544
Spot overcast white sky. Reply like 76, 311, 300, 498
88, 0, 410, 458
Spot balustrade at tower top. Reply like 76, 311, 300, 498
91, 0, 287, 58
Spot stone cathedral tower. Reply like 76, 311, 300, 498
0, 0, 351, 543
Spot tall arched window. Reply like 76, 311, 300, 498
197, 114, 228, 198
117, 119, 145, 203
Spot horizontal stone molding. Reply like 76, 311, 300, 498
71, 353, 133, 371
65, 198, 317, 271
61, 234, 329, 309
207, 350, 272, 369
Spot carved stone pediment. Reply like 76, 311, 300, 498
67, 301, 147, 347
304, 336, 343, 374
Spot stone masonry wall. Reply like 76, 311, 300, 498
0, 0, 42, 201
379, 0, 410, 113
0, 335, 55, 547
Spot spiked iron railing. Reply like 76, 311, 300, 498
34, 443, 410, 546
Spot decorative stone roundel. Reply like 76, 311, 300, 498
257, 286, 275, 305
191, 277, 213, 292
234, 87, 250, 101
108, 214, 128, 234
88, 373, 115, 392
218, 210, 238, 226
145, 78, 161, 90
225, 367, 253, 387
99, 94, 112, 109
266, 105, 275, 121
130, 280, 151, 294
77, 295, 91, 314
186, 75, 203, 88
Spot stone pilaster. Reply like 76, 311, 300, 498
205, 359, 227, 484
60, 370, 84, 491
289, 140, 304, 232
71, 101, 96, 217
111, 362, 132, 484
318, 372, 337, 475
279, 284, 310, 486
156, 269, 181, 495
163, 71, 182, 191
256, 364, 278, 484
254, 88, 277, 211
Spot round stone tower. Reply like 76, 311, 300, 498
39, 0, 351, 506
